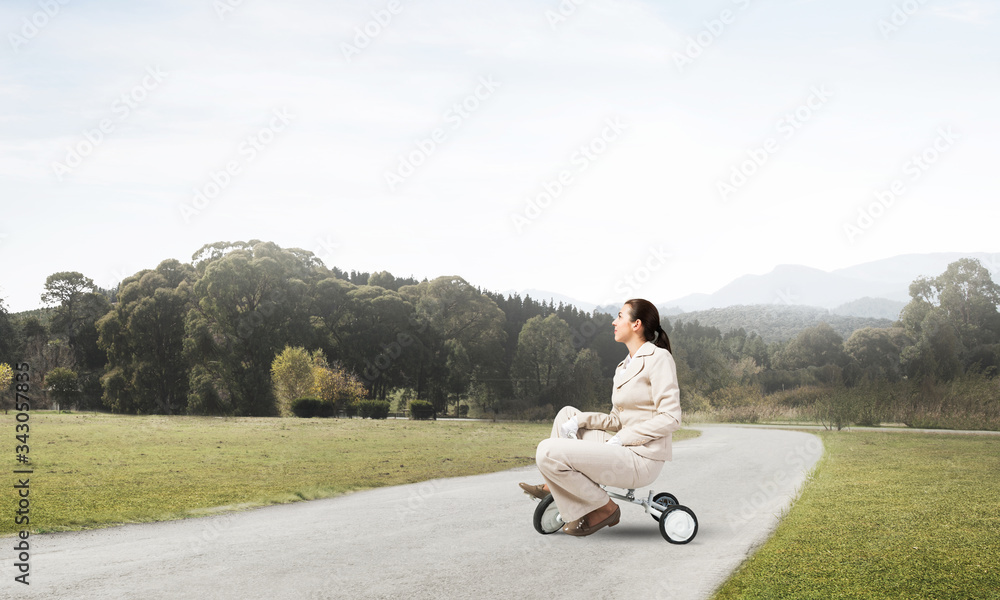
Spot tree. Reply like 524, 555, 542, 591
777, 322, 847, 370
0, 363, 13, 413
184, 241, 318, 415
901, 310, 962, 381
742, 332, 770, 369
97, 260, 194, 414
443, 338, 471, 415
900, 258, 1000, 376
511, 314, 575, 399
41, 272, 108, 339
0, 299, 16, 367
670, 320, 732, 395
271, 346, 316, 416
20, 322, 74, 408
39, 272, 111, 411
368, 270, 396, 290
729, 356, 763, 384
399, 276, 506, 411
401, 276, 506, 360
844, 326, 911, 383
929, 258, 1000, 347
12, 316, 49, 362
332, 285, 421, 401
565, 347, 607, 411
311, 276, 354, 351
41, 272, 97, 322
46, 367, 79, 411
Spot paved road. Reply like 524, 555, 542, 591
697, 422, 1000, 436
1, 427, 822, 600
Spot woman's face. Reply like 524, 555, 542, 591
612, 304, 640, 343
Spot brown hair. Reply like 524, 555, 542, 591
625, 298, 671, 353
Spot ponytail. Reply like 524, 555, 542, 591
652, 323, 672, 353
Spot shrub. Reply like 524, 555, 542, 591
272, 347, 316, 416
813, 387, 859, 431
849, 379, 895, 427
357, 400, 390, 419
770, 385, 830, 408
47, 367, 80, 411
901, 373, 1000, 430
410, 400, 435, 420
759, 369, 805, 394
713, 403, 785, 424
311, 358, 367, 414
317, 400, 336, 418
291, 397, 324, 418
680, 390, 711, 413
710, 383, 764, 409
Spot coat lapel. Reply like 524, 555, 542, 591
614, 342, 656, 388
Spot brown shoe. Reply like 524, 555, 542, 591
562, 504, 621, 536
518, 482, 549, 500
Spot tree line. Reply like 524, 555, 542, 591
665, 304, 894, 344
0, 242, 997, 427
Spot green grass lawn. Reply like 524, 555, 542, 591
2, 412, 700, 536
712, 431, 1000, 600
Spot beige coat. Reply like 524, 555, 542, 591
576, 341, 682, 461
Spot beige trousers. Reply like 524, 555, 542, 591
535, 406, 665, 522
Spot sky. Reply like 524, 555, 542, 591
1, 0, 998, 314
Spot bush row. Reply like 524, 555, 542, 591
290, 398, 392, 419
290, 398, 335, 418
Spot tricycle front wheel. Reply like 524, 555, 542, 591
659, 505, 698, 544
533, 494, 565, 535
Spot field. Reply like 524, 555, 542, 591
3, 412, 699, 536
712, 430, 1000, 599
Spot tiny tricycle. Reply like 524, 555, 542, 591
531, 486, 699, 544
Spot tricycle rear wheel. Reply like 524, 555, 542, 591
651, 492, 678, 521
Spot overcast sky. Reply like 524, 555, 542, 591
1, 0, 997, 314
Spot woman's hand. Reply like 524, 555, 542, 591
559, 415, 579, 439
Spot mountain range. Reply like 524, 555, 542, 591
506, 252, 1000, 323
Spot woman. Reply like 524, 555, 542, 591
518, 298, 682, 536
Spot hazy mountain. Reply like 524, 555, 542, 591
491, 253, 998, 323
661, 252, 999, 315
831, 252, 1000, 285
667, 264, 889, 309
